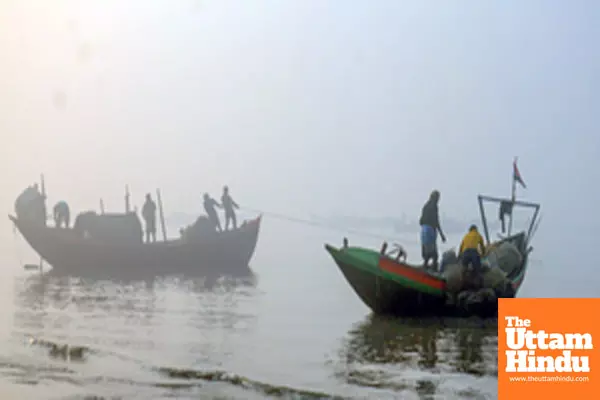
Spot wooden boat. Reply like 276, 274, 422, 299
325, 190, 541, 318
9, 213, 262, 278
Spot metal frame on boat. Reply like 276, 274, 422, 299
478, 195, 541, 252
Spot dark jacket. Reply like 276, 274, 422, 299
142, 200, 156, 222
419, 200, 440, 229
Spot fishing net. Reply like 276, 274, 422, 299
444, 259, 512, 295
482, 266, 508, 291
443, 263, 466, 293
485, 242, 522, 275
440, 249, 458, 272
180, 216, 217, 242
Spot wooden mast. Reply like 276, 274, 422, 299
156, 188, 167, 242
39, 174, 46, 272
125, 185, 131, 213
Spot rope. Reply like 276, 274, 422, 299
240, 206, 418, 244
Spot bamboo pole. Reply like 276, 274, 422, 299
40, 174, 46, 198
125, 185, 131, 213
156, 188, 167, 242
39, 174, 46, 273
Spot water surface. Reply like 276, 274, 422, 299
0, 217, 564, 399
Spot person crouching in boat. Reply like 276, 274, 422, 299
458, 225, 486, 288
419, 190, 446, 270
203, 193, 222, 232
53, 201, 70, 228
142, 193, 157, 243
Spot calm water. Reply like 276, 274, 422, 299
0, 217, 579, 399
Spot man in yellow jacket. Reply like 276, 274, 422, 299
459, 224, 486, 273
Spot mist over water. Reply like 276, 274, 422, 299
0, 214, 596, 399
1, 221, 501, 399
2, 0, 599, 398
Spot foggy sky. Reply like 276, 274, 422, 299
1, 1, 598, 243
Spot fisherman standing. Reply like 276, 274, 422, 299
53, 200, 70, 228
419, 190, 446, 270
142, 193, 157, 243
203, 193, 222, 232
221, 186, 239, 231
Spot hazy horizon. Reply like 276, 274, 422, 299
1, 3, 600, 397
2, 1, 599, 249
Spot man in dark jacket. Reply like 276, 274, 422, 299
142, 193, 157, 243
203, 193, 222, 232
221, 186, 239, 231
419, 190, 446, 270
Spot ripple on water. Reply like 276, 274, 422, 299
3, 273, 498, 399
331, 315, 498, 399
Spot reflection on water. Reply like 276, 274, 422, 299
335, 315, 498, 398
3, 267, 499, 399
5, 273, 266, 399
14, 273, 259, 346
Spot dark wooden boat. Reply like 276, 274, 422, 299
324, 188, 541, 318
9, 213, 262, 278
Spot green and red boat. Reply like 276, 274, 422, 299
325, 190, 541, 318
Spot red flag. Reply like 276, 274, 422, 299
513, 159, 526, 189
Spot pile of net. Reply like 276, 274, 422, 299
485, 241, 523, 276
441, 241, 522, 299
179, 216, 217, 242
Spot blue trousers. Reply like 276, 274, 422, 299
461, 248, 481, 271
420, 225, 438, 261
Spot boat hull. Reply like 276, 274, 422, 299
325, 242, 526, 318
333, 253, 447, 316
10, 215, 262, 279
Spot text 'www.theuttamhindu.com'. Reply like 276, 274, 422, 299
508, 376, 590, 383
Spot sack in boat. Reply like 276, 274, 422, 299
443, 263, 466, 293
440, 249, 458, 273
486, 242, 522, 275
482, 266, 509, 291
181, 216, 217, 242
